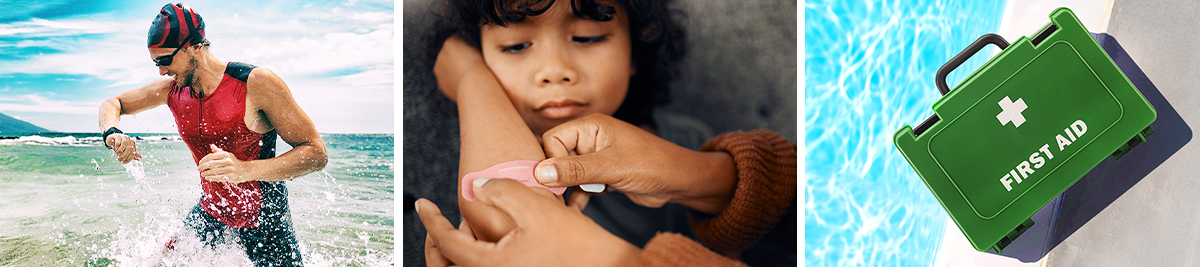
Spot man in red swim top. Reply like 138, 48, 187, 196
97, 3, 326, 266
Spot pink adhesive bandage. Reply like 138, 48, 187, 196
462, 160, 566, 201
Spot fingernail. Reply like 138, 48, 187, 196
581, 184, 606, 193
414, 199, 422, 213
536, 163, 557, 184
473, 178, 491, 189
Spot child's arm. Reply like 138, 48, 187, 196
434, 35, 549, 242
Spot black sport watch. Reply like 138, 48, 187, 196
102, 127, 123, 149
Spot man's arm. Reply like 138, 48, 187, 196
220, 68, 327, 182
99, 78, 173, 129
99, 78, 173, 163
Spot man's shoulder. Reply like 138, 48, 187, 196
243, 66, 284, 90
242, 66, 292, 103
151, 77, 176, 89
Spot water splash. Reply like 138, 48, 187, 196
123, 160, 148, 184
3, 134, 393, 266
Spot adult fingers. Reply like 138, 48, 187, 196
541, 117, 606, 157
541, 126, 580, 159
472, 178, 560, 227
572, 119, 601, 155
117, 148, 129, 163
416, 198, 487, 266
198, 151, 226, 166
111, 138, 124, 154
114, 139, 130, 156
566, 190, 595, 211
425, 233, 453, 267
110, 135, 129, 150
534, 152, 622, 188
121, 137, 137, 152
198, 154, 234, 172
200, 168, 228, 180
118, 145, 136, 164
197, 158, 228, 172
459, 220, 474, 238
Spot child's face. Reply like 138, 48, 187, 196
479, 0, 635, 136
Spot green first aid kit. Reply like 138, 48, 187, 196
894, 7, 1156, 252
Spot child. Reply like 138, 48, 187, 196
430, 0, 700, 246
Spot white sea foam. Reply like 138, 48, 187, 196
0, 134, 182, 147
0, 135, 97, 146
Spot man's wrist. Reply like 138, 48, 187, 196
240, 160, 264, 182
102, 127, 123, 149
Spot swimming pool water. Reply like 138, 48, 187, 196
805, 0, 1006, 266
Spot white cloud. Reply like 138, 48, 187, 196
0, 94, 99, 115
0, 17, 156, 88
0, 1, 394, 133
0, 4, 395, 82
0, 18, 119, 37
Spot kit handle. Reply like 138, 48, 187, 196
936, 34, 1010, 95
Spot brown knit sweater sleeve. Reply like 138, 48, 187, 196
635, 232, 747, 267
691, 130, 798, 256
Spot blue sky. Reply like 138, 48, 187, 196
0, 0, 394, 133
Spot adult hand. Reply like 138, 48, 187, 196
433, 35, 486, 102
199, 144, 251, 183
417, 178, 639, 267
425, 220, 474, 267
106, 133, 143, 164
536, 113, 738, 214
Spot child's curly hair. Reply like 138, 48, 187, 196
430, 0, 687, 127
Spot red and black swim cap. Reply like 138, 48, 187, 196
148, 3, 205, 48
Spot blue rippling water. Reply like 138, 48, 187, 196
805, 0, 1006, 266
0, 133, 392, 266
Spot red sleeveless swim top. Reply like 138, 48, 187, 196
167, 62, 278, 228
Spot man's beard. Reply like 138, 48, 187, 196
179, 58, 200, 90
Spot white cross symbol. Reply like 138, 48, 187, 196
997, 96, 1027, 128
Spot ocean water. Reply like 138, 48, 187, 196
0, 133, 393, 266
805, 0, 1005, 266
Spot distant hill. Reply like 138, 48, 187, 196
0, 112, 50, 133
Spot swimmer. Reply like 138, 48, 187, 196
98, 3, 327, 266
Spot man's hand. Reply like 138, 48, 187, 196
418, 178, 639, 267
106, 133, 143, 164
536, 113, 739, 214
433, 35, 486, 102
199, 144, 251, 183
